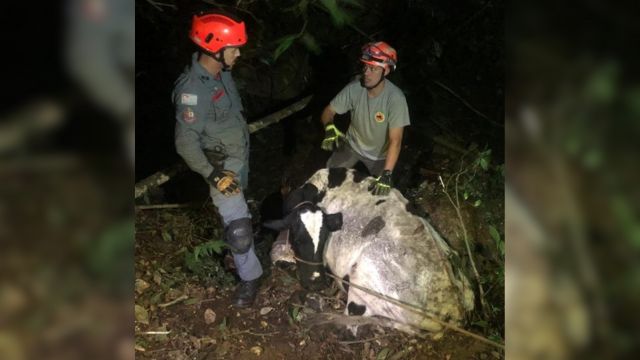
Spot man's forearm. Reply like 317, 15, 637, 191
384, 141, 402, 172
321, 106, 336, 126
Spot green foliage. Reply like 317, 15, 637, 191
193, 239, 226, 260
611, 196, 640, 249
299, 32, 321, 55
489, 225, 504, 257
267, 0, 365, 61
89, 219, 134, 293
184, 240, 234, 286
218, 316, 228, 335
454, 145, 499, 214
274, 34, 299, 61
338, 0, 364, 9
319, 0, 353, 27
376, 348, 391, 360
288, 305, 303, 324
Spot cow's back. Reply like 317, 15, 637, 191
307, 168, 474, 329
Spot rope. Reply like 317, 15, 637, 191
283, 208, 503, 349
323, 272, 504, 350
293, 255, 324, 266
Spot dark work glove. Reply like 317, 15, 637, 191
207, 168, 241, 196
369, 170, 393, 196
321, 123, 346, 151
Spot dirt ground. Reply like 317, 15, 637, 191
134, 119, 504, 359
134, 228, 499, 360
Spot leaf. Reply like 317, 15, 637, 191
488, 225, 501, 243
473, 320, 488, 328
161, 230, 172, 242
339, 0, 364, 9
319, 0, 352, 27
479, 157, 489, 171
250, 346, 263, 356
376, 347, 391, 360
204, 308, 216, 324
150, 291, 163, 305
260, 306, 274, 315
218, 316, 227, 333
290, 306, 301, 322
274, 34, 298, 61
135, 304, 149, 325
194, 240, 226, 261
463, 191, 469, 200
299, 32, 321, 55
135, 278, 150, 294
184, 297, 201, 305
473, 200, 482, 207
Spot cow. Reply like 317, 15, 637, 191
264, 167, 475, 334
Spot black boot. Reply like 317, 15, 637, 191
232, 278, 260, 308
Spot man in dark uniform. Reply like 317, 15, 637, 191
172, 13, 261, 307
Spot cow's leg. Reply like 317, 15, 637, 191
343, 289, 373, 336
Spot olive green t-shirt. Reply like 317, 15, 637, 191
330, 78, 410, 160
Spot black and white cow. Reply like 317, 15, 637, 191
265, 168, 475, 333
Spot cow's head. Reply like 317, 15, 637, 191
264, 185, 342, 290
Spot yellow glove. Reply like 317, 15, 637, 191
321, 123, 346, 151
207, 168, 241, 196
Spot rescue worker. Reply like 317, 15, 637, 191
172, 12, 261, 307
320, 41, 410, 196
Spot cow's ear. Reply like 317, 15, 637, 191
263, 211, 296, 230
324, 212, 343, 232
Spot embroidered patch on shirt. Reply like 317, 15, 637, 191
181, 93, 198, 105
375, 111, 385, 123
182, 107, 196, 124
212, 89, 225, 101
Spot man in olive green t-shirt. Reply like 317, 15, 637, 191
320, 41, 410, 196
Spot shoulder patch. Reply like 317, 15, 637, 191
180, 93, 198, 106
182, 107, 196, 124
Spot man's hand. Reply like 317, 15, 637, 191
369, 170, 393, 196
321, 123, 346, 151
207, 168, 241, 196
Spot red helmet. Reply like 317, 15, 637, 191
190, 13, 247, 53
360, 41, 397, 72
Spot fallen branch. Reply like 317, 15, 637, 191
135, 95, 313, 200
236, 330, 279, 337
246, 95, 312, 133
134, 163, 188, 200
339, 333, 394, 345
432, 80, 502, 128
0, 99, 65, 155
138, 330, 172, 335
135, 203, 193, 210
158, 294, 189, 308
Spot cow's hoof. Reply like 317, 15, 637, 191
232, 278, 261, 308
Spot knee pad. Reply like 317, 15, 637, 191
225, 218, 253, 254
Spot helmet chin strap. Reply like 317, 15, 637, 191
214, 50, 231, 70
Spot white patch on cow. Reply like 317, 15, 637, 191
300, 211, 323, 255
311, 272, 320, 280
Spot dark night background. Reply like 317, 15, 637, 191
135, 0, 504, 184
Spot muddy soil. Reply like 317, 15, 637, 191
134, 117, 504, 359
